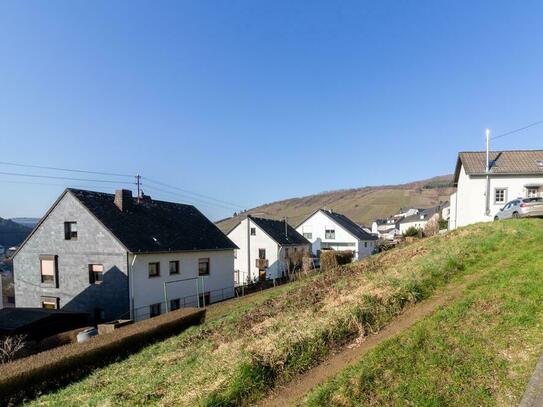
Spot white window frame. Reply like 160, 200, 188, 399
494, 188, 507, 204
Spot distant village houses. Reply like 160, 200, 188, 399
296, 208, 377, 260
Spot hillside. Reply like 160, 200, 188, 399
217, 175, 454, 233
29, 219, 543, 406
0, 217, 32, 248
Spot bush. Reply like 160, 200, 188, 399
320, 250, 354, 271
403, 226, 421, 238
438, 218, 449, 230
0, 308, 205, 405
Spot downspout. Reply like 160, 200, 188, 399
485, 128, 491, 216
129, 253, 137, 320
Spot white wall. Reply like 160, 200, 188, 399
129, 249, 234, 320
399, 218, 428, 234
450, 165, 543, 229
228, 218, 305, 285
297, 210, 374, 260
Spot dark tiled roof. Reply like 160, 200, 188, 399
455, 150, 543, 183
320, 210, 377, 241
70, 189, 237, 253
249, 216, 310, 246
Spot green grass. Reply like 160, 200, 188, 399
304, 219, 543, 407
28, 220, 541, 406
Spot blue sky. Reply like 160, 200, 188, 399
1, 1, 543, 220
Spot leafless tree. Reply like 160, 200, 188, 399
0, 335, 26, 364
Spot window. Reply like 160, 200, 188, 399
89, 264, 104, 284
41, 296, 59, 309
494, 188, 507, 204
364, 242, 368, 248
258, 249, 266, 259
170, 298, 181, 311
234, 249, 237, 259
527, 187, 540, 198
198, 292, 210, 307
40, 256, 58, 287
325, 229, 336, 239
150, 303, 161, 317
303, 232, 313, 239
250, 227, 256, 236
148, 262, 160, 278
64, 222, 78, 240
198, 258, 210, 276
169, 260, 179, 275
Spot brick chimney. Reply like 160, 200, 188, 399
114, 189, 133, 212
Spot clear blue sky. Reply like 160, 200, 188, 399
1, 1, 542, 220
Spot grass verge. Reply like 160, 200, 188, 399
28, 220, 538, 406
303, 219, 543, 407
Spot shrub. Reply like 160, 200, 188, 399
438, 218, 449, 230
320, 250, 354, 271
403, 226, 421, 238
0, 308, 205, 405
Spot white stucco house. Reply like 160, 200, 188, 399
13, 188, 238, 322
296, 209, 377, 260
227, 216, 310, 285
398, 207, 440, 234
449, 150, 543, 229
371, 218, 401, 240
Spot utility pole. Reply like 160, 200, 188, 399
485, 129, 491, 216
135, 174, 141, 203
284, 216, 288, 238
485, 129, 490, 172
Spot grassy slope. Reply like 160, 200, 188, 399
30, 220, 536, 406
304, 219, 543, 407
216, 175, 453, 233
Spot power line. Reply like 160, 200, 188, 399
0, 178, 124, 191
0, 161, 134, 177
0, 171, 135, 185
491, 118, 543, 140
142, 176, 245, 209
143, 185, 242, 211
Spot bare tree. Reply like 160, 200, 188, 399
0, 335, 26, 364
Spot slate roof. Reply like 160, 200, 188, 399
249, 216, 310, 246
69, 189, 238, 253
454, 150, 543, 183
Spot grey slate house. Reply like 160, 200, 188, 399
13, 189, 237, 322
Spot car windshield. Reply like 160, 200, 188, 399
523, 197, 543, 203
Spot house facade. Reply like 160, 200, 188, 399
14, 189, 237, 322
398, 207, 440, 234
296, 209, 377, 260
449, 150, 543, 229
227, 216, 310, 285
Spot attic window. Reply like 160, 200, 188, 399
537, 160, 543, 168
250, 228, 256, 236
64, 222, 77, 240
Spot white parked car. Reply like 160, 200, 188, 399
494, 198, 543, 221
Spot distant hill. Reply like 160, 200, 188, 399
217, 175, 455, 233
10, 217, 40, 229
0, 217, 32, 248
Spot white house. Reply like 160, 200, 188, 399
296, 208, 377, 260
14, 188, 238, 322
371, 218, 401, 240
398, 207, 440, 234
449, 150, 543, 229
227, 216, 310, 285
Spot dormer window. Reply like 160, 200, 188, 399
64, 222, 78, 240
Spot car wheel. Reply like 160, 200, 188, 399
494, 216, 499, 221
513, 212, 520, 219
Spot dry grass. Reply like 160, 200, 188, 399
29, 220, 516, 407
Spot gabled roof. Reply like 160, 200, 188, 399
454, 150, 543, 183
69, 189, 238, 253
16, 189, 238, 255
247, 216, 310, 246
299, 209, 377, 241
399, 207, 439, 224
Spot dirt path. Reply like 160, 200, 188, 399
260, 276, 476, 407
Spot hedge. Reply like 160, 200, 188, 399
0, 307, 205, 405
320, 250, 354, 271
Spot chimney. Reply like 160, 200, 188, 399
114, 189, 133, 212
